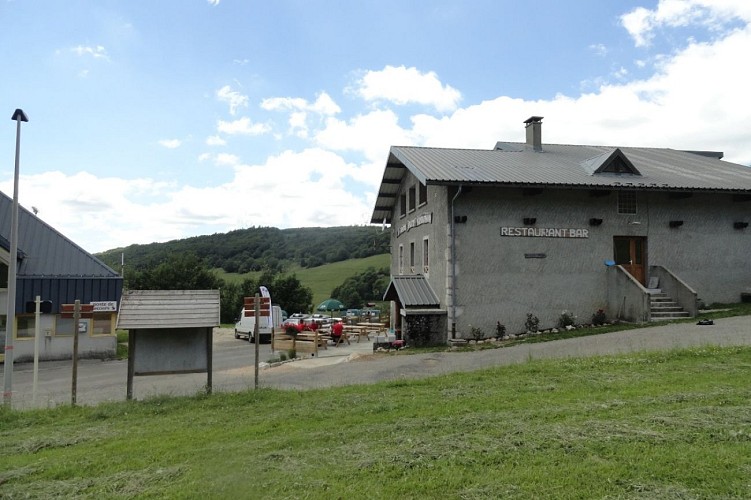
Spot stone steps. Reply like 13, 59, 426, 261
649, 292, 690, 321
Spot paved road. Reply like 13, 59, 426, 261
5, 316, 751, 410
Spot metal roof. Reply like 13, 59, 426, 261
116, 289, 220, 330
0, 190, 120, 278
383, 275, 440, 308
371, 143, 751, 224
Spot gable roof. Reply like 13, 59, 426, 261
383, 275, 440, 308
371, 142, 751, 224
116, 289, 221, 330
0, 191, 119, 278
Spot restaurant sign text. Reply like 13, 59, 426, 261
397, 212, 433, 237
500, 227, 589, 238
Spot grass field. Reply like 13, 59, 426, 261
2, 343, 750, 498
217, 253, 390, 307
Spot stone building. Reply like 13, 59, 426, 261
372, 117, 751, 344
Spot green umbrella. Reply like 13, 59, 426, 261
316, 298, 346, 316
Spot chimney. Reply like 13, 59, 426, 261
524, 116, 543, 152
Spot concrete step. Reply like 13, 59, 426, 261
651, 303, 684, 312
649, 292, 689, 321
650, 311, 691, 321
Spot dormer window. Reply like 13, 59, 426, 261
583, 148, 642, 176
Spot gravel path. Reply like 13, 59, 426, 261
257, 315, 751, 390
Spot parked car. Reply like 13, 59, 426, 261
345, 309, 360, 318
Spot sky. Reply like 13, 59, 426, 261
1, 0, 751, 254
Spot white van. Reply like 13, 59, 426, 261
234, 304, 283, 343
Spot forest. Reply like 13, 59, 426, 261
96, 225, 390, 274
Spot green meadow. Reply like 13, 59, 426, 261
2, 344, 750, 498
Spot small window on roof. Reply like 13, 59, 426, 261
594, 148, 641, 176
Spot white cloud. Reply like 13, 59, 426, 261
158, 139, 182, 149
589, 43, 608, 56
621, 0, 751, 47
215, 153, 240, 166
315, 109, 411, 162
261, 92, 341, 137
206, 135, 226, 146
216, 116, 271, 136
71, 44, 109, 60
354, 65, 462, 113
207, 0, 220, 6
216, 85, 249, 115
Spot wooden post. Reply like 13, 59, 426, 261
126, 331, 135, 400
71, 300, 80, 406
254, 293, 260, 390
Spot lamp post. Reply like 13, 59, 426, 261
3, 109, 28, 406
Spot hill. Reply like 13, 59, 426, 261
217, 253, 390, 308
96, 225, 390, 275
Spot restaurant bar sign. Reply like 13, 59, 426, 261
500, 227, 589, 238
397, 212, 433, 237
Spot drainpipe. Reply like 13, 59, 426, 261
450, 185, 463, 339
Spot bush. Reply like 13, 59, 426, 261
525, 313, 540, 333
558, 310, 577, 328
496, 321, 506, 337
469, 325, 485, 341
287, 349, 297, 359
279, 352, 288, 361
592, 309, 607, 326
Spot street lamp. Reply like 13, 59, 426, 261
3, 108, 28, 406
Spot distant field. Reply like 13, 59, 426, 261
216, 253, 390, 307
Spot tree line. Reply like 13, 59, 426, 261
97, 225, 390, 275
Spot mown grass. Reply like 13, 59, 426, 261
2, 345, 750, 498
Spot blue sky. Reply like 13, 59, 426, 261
2, 0, 750, 253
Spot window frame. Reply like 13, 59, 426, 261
418, 183, 428, 207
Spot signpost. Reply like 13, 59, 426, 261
61, 301, 94, 405
244, 290, 270, 389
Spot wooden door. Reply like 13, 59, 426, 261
613, 236, 647, 285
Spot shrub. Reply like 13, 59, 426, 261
279, 352, 288, 361
469, 325, 485, 342
592, 309, 607, 326
496, 321, 506, 337
287, 349, 297, 359
558, 310, 576, 328
524, 313, 539, 333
